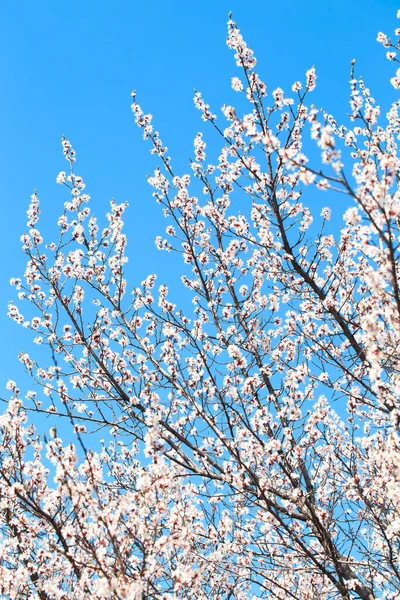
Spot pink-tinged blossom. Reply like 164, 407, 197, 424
377, 31, 390, 47
320, 207, 331, 220
305, 66, 317, 91
390, 67, 400, 88
231, 76, 244, 91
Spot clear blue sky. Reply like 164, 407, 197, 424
0, 0, 398, 393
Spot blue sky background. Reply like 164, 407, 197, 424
0, 0, 398, 404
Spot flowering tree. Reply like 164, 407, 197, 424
2, 9, 400, 600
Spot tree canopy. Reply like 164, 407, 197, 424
2, 11, 400, 600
